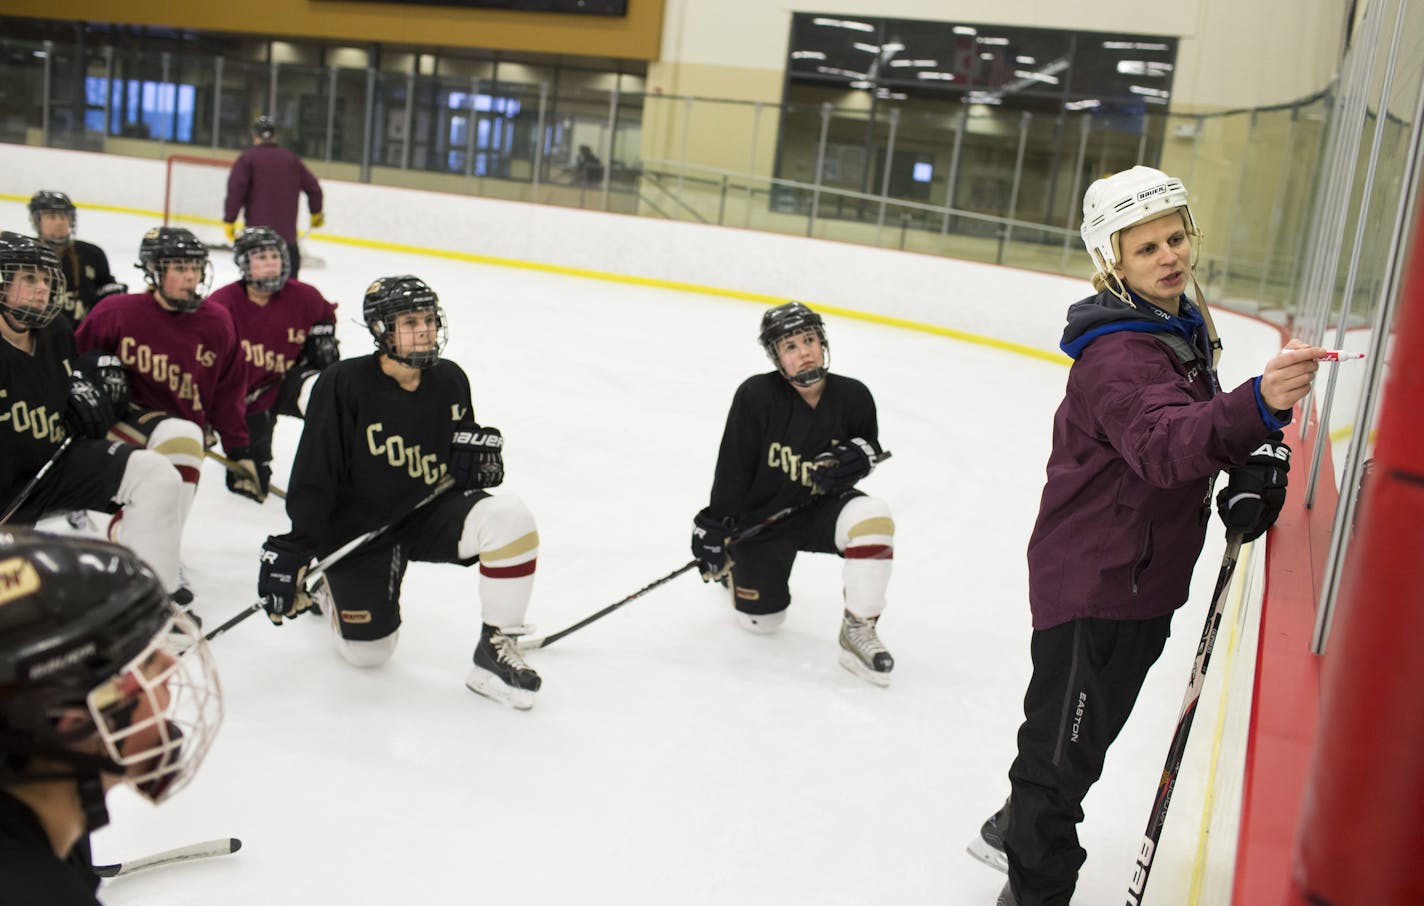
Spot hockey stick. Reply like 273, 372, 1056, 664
0, 437, 74, 525
204, 477, 457, 642
94, 837, 242, 879
1125, 533, 1244, 905
517, 450, 893, 652
205, 450, 288, 500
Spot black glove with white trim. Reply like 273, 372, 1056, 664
449, 421, 504, 489
258, 535, 314, 625
1217, 432, 1290, 542
691, 508, 736, 582
65, 374, 114, 440
810, 437, 878, 493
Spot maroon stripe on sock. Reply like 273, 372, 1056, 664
844, 544, 893, 560
480, 559, 537, 578
176, 465, 201, 484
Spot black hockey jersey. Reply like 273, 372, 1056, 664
707, 371, 880, 527
0, 321, 75, 508
285, 355, 472, 553
53, 239, 118, 327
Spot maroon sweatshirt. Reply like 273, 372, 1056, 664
223, 143, 323, 245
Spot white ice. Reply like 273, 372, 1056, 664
1, 201, 1280, 905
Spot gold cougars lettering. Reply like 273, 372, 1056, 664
365, 422, 446, 486
118, 337, 204, 412
766, 441, 820, 488
0, 389, 66, 443
239, 339, 292, 375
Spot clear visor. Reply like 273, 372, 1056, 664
85, 606, 222, 803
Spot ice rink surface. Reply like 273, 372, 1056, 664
1, 202, 1277, 905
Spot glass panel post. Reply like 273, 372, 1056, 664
875, 106, 900, 241
103, 46, 114, 150
41, 40, 53, 146
809, 102, 831, 236
745, 100, 762, 227
600, 87, 619, 211
212, 56, 223, 150
401, 70, 415, 171
941, 105, 967, 234
999, 110, 1031, 263
325, 67, 337, 162
1061, 113, 1091, 267
532, 82, 548, 192
360, 66, 375, 183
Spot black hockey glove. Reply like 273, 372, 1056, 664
223, 446, 267, 503
93, 282, 127, 303
809, 437, 878, 494
301, 321, 340, 369
1217, 432, 1290, 542
257, 535, 314, 625
449, 422, 504, 489
691, 508, 736, 582
73, 350, 131, 417
65, 373, 115, 440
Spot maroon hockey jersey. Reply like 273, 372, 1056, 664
74, 292, 249, 453
223, 143, 323, 245
208, 278, 338, 414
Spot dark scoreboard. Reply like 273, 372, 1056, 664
328, 0, 627, 13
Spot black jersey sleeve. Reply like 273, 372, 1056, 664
283, 366, 349, 551
844, 379, 881, 453
706, 378, 766, 524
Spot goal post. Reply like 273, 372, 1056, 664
164, 154, 234, 249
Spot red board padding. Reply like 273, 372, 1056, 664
1291, 203, 1424, 905
1231, 418, 1331, 906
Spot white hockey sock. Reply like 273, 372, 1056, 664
296, 372, 319, 417
457, 495, 539, 631
146, 418, 205, 522
111, 450, 186, 593
835, 496, 894, 620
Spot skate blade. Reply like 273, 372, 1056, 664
837, 649, 892, 687
465, 667, 536, 711
966, 836, 1008, 873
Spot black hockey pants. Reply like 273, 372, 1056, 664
1003, 614, 1172, 906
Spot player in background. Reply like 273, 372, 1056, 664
691, 302, 896, 686
223, 115, 323, 279
257, 275, 545, 710
208, 227, 339, 501
965, 166, 1325, 906
27, 190, 126, 327
0, 529, 222, 905
74, 227, 261, 603
0, 232, 189, 608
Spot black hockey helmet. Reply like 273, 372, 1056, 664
252, 115, 277, 141
758, 301, 829, 387
0, 231, 66, 331
362, 275, 447, 370
233, 226, 290, 293
28, 190, 77, 247
0, 529, 222, 827
136, 226, 211, 312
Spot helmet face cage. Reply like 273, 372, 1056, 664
85, 608, 222, 804
1080, 166, 1197, 285
28, 191, 77, 248
0, 233, 66, 330
758, 302, 830, 387
363, 276, 447, 369
233, 228, 290, 293
138, 228, 212, 312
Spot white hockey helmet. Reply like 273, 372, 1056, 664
1080, 166, 1196, 279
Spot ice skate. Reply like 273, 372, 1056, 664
837, 609, 893, 686
466, 624, 542, 711
967, 805, 1009, 873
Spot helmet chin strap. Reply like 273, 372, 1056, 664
787, 366, 827, 387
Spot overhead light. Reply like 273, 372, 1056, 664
853, 42, 881, 53
979, 52, 995, 60
1117, 60, 1175, 76
33, 50, 48, 58
791, 50, 827, 61
1065, 99, 1101, 110
1016, 55, 1036, 64
817, 65, 869, 79
966, 91, 1003, 106
953, 26, 977, 36
1102, 41, 1170, 51
978, 36, 1010, 45
1014, 69, 1060, 85
813, 17, 876, 32
1129, 85, 1170, 98
881, 42, 905, 55
850, 80, 873, 89
917, 71, 956, 81
889, 58, 939, 68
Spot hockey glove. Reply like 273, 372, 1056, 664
223, 221, 238, 244
310, 211, 326, 230
258, 535, 314, 625
1217, 432, 1290, 542
73, 351, 131, 416
809, 437, 878, 494
223, 446, 267, 503
691, 508, 736, 582
65, 374, 115, 440
301, 321, 340, 369
449, 422, 504, 489
93, 282, 128, 303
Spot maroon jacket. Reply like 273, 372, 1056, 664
224, 143, 323, 245
1026, 290, 1287, 630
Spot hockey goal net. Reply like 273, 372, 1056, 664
163, 154, 234, 249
